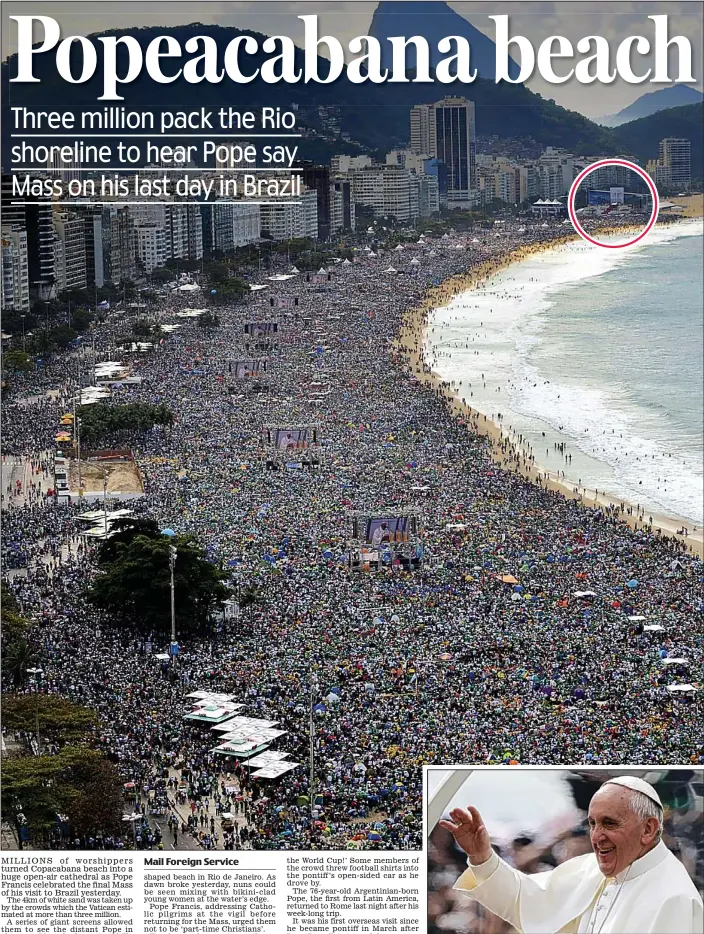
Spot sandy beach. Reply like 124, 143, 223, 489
670, 194, 704, 218
397, 229, 704, 558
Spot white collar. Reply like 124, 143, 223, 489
611, 840, 668, 884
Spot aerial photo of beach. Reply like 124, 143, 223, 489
1, 1, 702, 855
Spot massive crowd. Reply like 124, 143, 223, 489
2, 216, 701, 851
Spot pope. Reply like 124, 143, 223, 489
440, 776, 703, 934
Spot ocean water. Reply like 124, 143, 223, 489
425, 222, 704, 525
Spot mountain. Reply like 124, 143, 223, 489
611, 103, 703, 180
368, 0, 520, 80
598, 86, 703, 127
2, 22, 616, 166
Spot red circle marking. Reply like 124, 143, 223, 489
567, 159, 659, 249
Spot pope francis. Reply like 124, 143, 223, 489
440, 776, 703, 934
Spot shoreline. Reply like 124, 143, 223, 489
396, 230, 704, 558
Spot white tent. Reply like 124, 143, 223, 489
251, 762, 300, 779
661, 658, 689, 666
410, 257, 420, 265
384, 266, 397, 274
246, 750, 291, 766
249, 284, 268, 291
177, 282, 200, 292
342, 258, 352, 265
666, 684, 697, 692
644, 624, 666, 632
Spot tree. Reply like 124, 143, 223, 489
2, 638, 36, 689
2, 350, 33, 374
1, 695, 97, 744
132, 318, 153, 338
70, 308, 93, 333
1, 586, 36, 688
96, 517, 162, 565
1, 747, 124, 847
49, 325, 78, 349
87, 533, 230, 637
150, 267, 173, 284
198, 311, 220, 328
208, 278, 248, 305
78, 402, 173, 446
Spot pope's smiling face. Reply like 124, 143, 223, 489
587, 785, 659, 877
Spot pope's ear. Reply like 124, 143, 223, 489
641, 816, 660, 844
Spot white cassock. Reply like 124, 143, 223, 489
454, 841, 703, 934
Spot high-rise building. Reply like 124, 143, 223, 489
1, 227, 30, 313
415, 174, 440, 217
101, 206, 135, 285
135, 224, 167, 274
168, 204, 189, 260
83, 207, 105, 288
658, 138, 691, 190
409, 104, 434, 156
330, 154, 373, 175
185, 204, 203, 261
46, 153, 82, 184
259, 189, 318, 241
296, 162, 331, 240
330, 180, 356, 234
431, 97, 477, 206
348, 165, 419, 222
201, 201, 261, 252
53, 212, 87, 291
2, 174, 55, 299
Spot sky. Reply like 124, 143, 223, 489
2, 1, 702, 119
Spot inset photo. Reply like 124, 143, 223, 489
427, 767, 703, 934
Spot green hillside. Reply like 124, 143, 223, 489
612, 103, 703, 183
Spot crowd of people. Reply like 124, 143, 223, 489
2, 215, 701, 851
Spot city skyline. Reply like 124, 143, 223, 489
2, 1, 702, 120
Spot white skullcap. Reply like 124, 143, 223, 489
603, 775, 663, 808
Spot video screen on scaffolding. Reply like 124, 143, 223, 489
244, 322, 279, 337
268, 428, 318, 450
355, 516, 415, 545
229, 358, 268, 378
